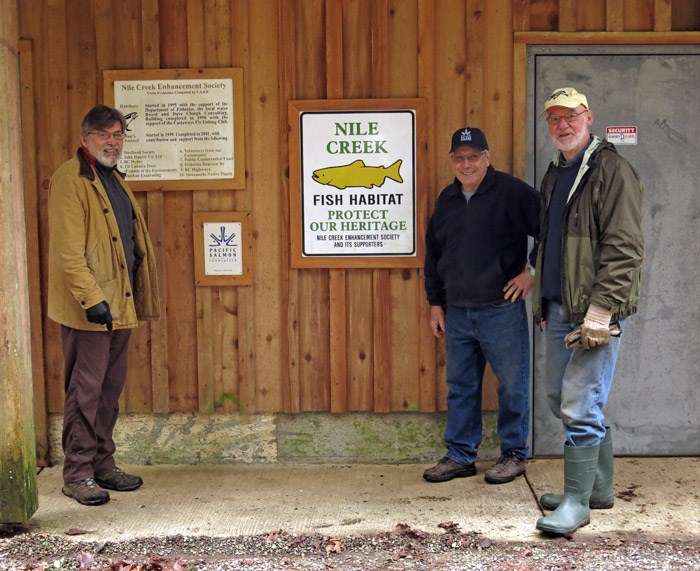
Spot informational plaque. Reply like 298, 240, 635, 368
104, 68, 245, 191
288, 99, 428, 269
193, 212, 253, 286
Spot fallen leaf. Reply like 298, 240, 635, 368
106, 562, 137, 571
290, 535, 311, 548
396, 541, 424, 559
393, 523, 428, 538
438, 521, 461, 534
324, 538, 343, 554
77, 552, 94, 570
65, 528, 96, 536
95, 541, 107, 553
147, 555, 184, 570
266, 530, 281, 543
616, 488, 639, 501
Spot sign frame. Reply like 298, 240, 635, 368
193, 211, 253, 286
288, 98, 428, 269
104, 68, 245, 191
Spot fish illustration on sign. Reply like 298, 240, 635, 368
312, 159, 403, 190
123, 111, 138, 131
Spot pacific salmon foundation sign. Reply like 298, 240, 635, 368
288, 99, 428, 269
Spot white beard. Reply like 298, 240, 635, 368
550, 130, 588, 156
85, 141, 121, 168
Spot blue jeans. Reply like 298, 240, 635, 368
444, 301, 530, 464
544, 301, 623, 447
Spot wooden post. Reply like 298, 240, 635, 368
0, 0, 39, 524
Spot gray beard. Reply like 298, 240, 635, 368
85, 141, 121, 168
95, 152, 120, 168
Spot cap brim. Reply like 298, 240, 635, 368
542, 98, 587, 114
449, 143, 487, 153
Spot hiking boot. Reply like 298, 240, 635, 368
95, 467, 143, 491
484, 452, 526, 484
62, 478, 110, 506
423, 457, 476, 482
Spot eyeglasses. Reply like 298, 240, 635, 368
451, 151, 486, 164
545, 110, 588, 126
89, 131, 125, 141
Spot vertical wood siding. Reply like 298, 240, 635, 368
17, 0, 698, 422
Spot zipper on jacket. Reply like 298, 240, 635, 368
558, 166, 592, 322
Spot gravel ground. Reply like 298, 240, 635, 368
1, 526, 698, 571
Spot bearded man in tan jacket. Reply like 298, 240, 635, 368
48, 105, 160, 506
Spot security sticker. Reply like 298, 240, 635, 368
606, 126, 637, 145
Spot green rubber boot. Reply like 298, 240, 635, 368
540, 428, 614, 510
536, 443, 599, 535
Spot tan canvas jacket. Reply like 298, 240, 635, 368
48, 149, 160, 330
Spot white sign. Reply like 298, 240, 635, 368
203, 221, 243, 276
606, 126, 637, 145
114, 79, 235, 180
300, 110, 416, 257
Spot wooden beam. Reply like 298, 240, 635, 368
0, 0, 38, 524
558, 0, 578, 32
279, 0, 300, 412
326, 0, 348, 412
654, 0, 672, 32
371, 0, 391, 412
466, 0, 485, 127
186, 0, 215, 413
141, 0, 170, 414
512, 42, 527, 181
514, 31, 700, 44
18, 39, 49, 465
417, 0, 437, 412
512, 0, 531, 32
606, 0, 625, 31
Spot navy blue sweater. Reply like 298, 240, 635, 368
424, 165, 540, 308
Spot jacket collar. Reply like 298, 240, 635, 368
76, 147, 126, 179
549, 136, 610, 204
551, 135, 604, 167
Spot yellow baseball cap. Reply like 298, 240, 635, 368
543, 87, 589, 112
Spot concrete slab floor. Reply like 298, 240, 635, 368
28, 458, 699, 544
528, 456, 700, 540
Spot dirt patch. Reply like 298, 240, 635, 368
1, 526, 698, 570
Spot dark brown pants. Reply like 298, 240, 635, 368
61, 325, 131, 484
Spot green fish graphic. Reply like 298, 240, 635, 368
312, 159, 403, 190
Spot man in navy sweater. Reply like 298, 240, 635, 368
423, 127, 540, 485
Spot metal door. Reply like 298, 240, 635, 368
525, 45, 700, 455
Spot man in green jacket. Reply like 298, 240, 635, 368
531, 88, 644, 535
48, 105, 160, 506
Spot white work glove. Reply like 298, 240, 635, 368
577, 304, 613, 349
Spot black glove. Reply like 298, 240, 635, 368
86, 301, 113, 331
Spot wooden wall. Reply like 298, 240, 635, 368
16, 0, 700, 432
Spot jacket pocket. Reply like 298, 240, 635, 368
97, 277, 118, 311
86, 239, 116, 282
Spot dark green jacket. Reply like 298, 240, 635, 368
532, 137, 644, 324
